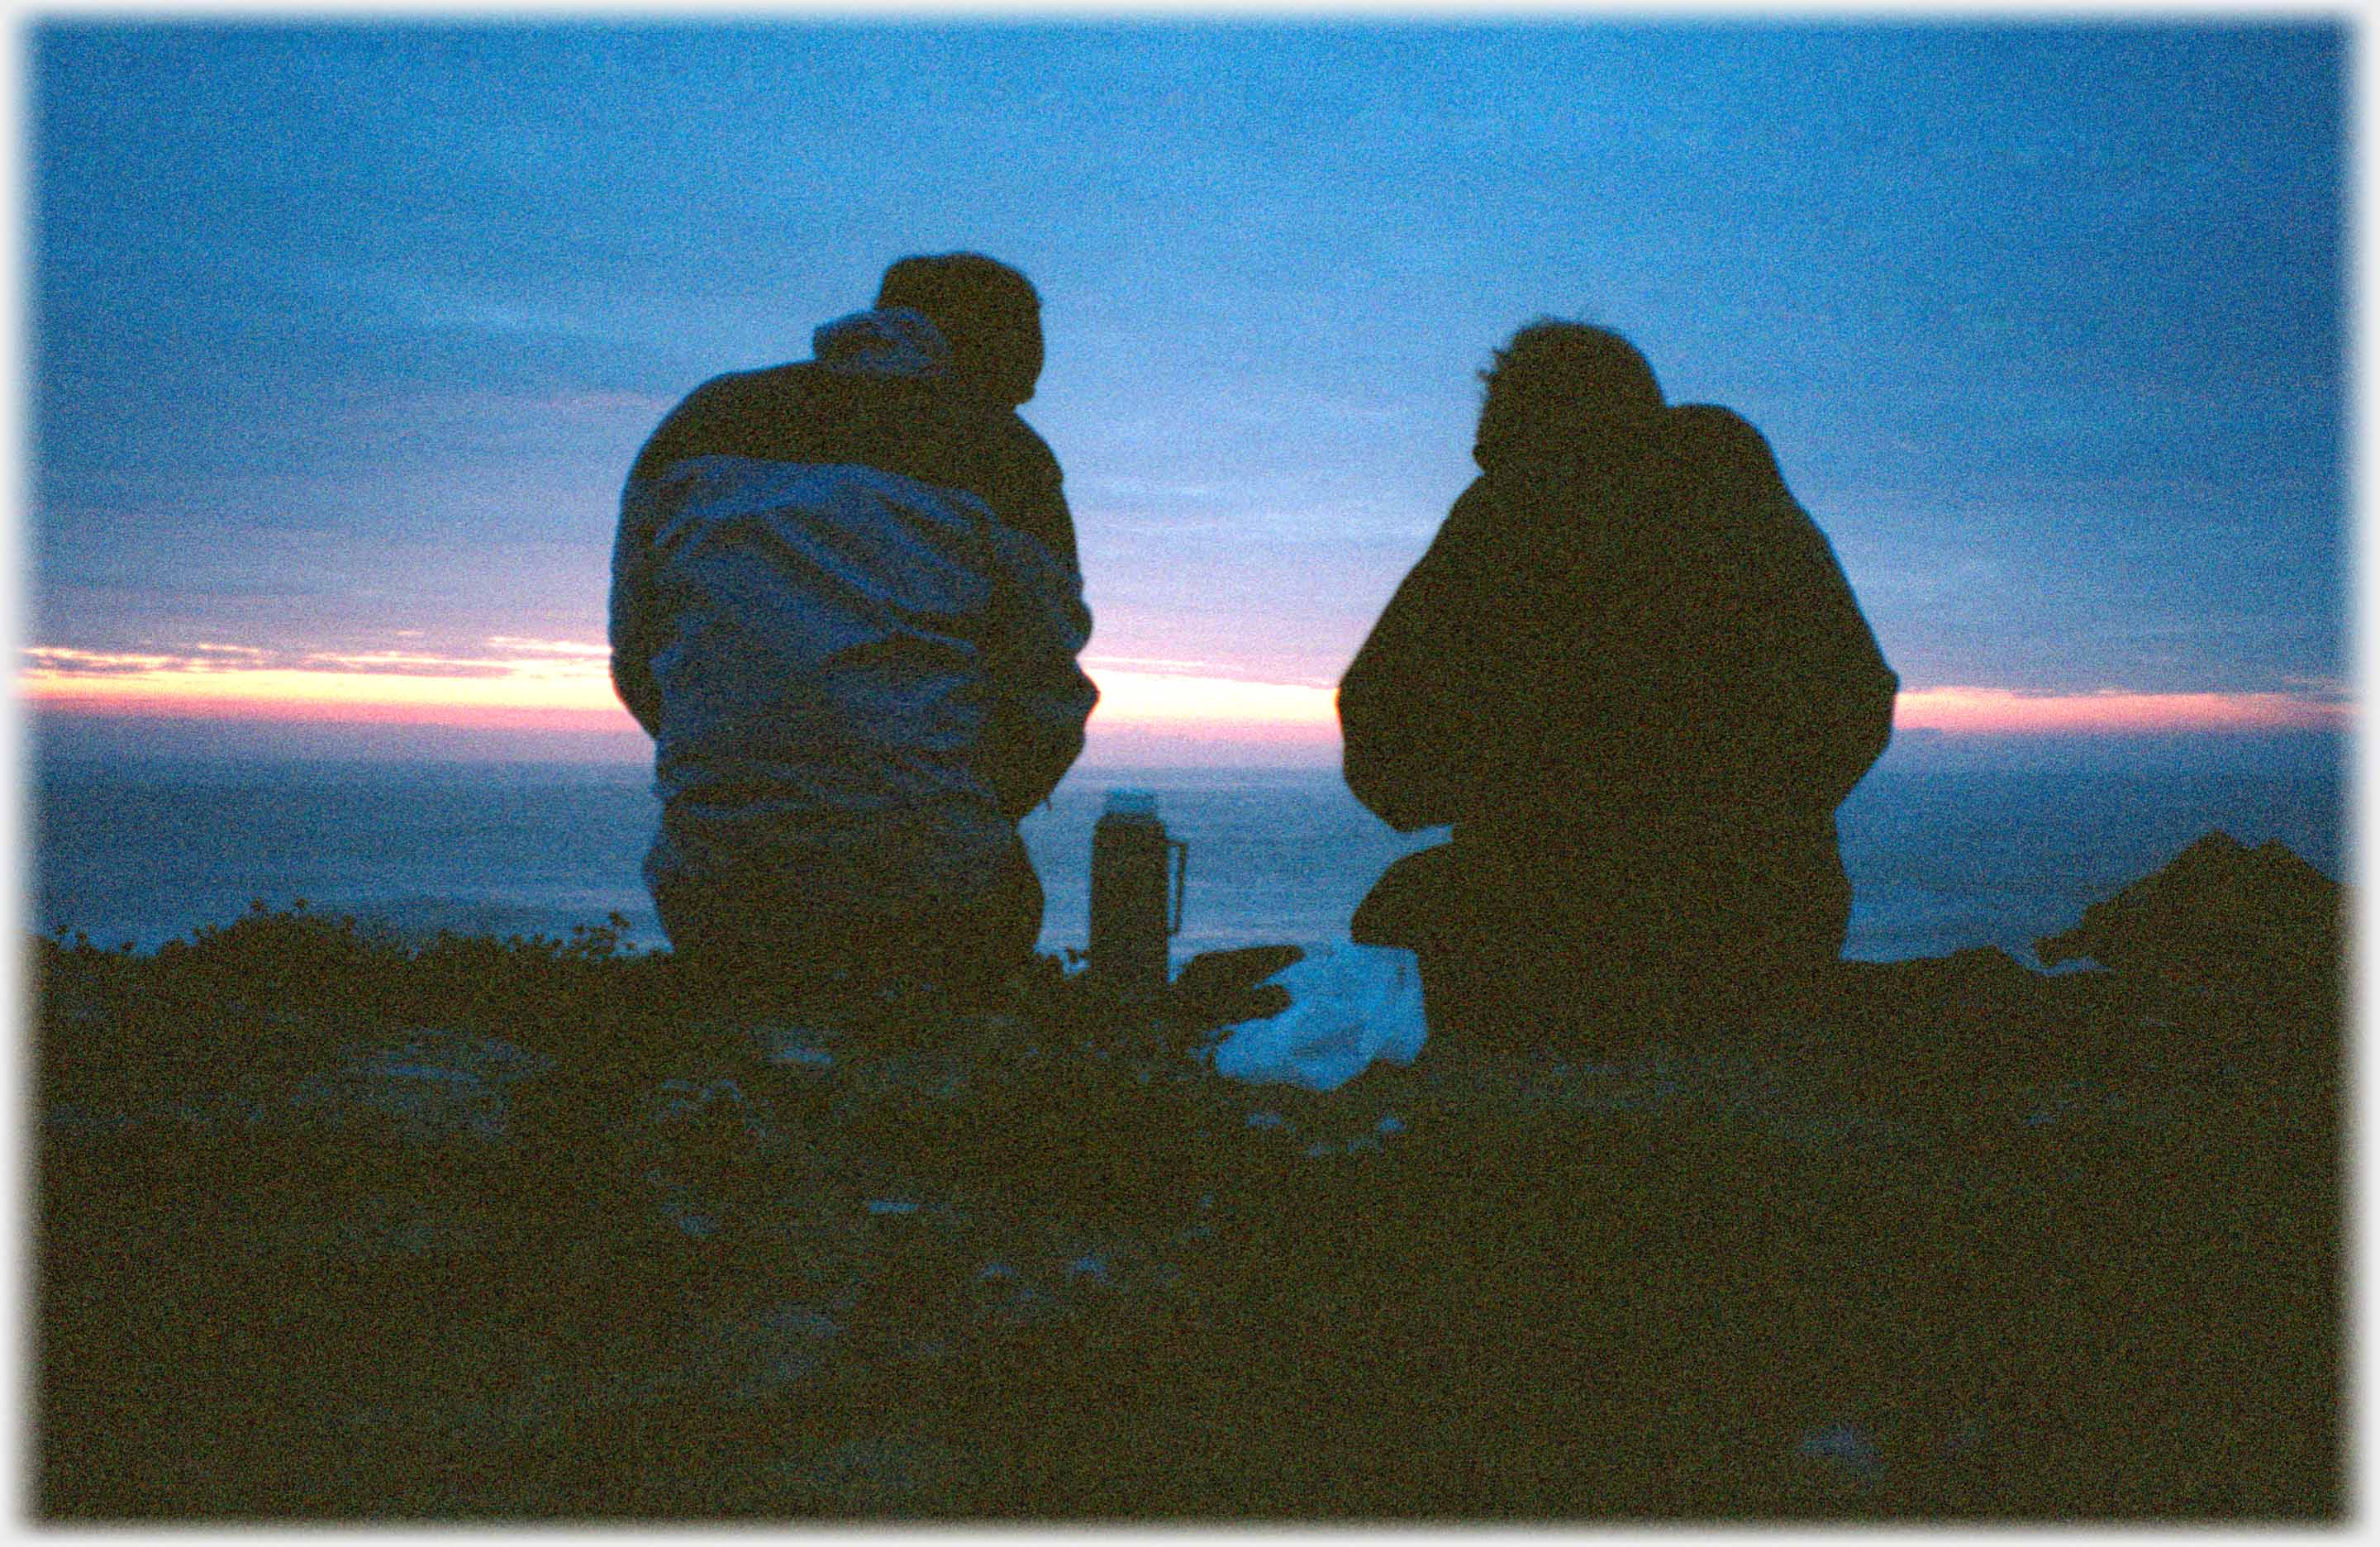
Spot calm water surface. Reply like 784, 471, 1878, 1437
30, 732, 2345, 969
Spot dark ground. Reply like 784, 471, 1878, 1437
31, 835, 2345, 1521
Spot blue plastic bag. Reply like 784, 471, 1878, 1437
1210, 943, 1428, 1092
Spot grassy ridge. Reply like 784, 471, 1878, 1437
31, 904, 2343, 1520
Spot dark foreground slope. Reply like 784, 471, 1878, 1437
32, 833, 2343, 1521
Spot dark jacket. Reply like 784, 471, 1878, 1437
1337, 403, 1896, 990
1340, 403, 1894, 841
609, 307, 1097, 913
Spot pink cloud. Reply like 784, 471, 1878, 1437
1894, 686, 2349, 734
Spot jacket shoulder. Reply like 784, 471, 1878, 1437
998, 414, 1063, 481
977, 412, 1076, 567
973, 412, 1064, 510
630, 364, 814, 481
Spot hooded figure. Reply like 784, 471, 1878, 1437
609, 254, 1097, 1010
1338, 321, 1897, 1046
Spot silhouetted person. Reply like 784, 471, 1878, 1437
610, 253, 1096, 1015
1340, 321, 1897, 1048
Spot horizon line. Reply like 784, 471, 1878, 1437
18, 681, 2352, 736
16, 646, 2354, 742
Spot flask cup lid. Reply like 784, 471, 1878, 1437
1102, 787, 1159, 819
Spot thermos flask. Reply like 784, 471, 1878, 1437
1087, 788, 1188, 997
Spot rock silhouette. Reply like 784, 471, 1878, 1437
2037, 831, 2343, 994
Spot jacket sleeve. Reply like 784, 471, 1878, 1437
1779, 519, 1898, 808
608, 477, 667, 737
612, 380, 735, 737
986, 415, 1080, 575
980, 521, 1098, 821
1655, 408, 1898, 816
1337, 483, 1507, 832
1662, 510, 1897, 818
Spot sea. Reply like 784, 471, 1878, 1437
26, 731, 2349, 971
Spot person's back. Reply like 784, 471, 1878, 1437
1654, 402, 1897, 826
1340, 321, 1896, 1045
609, 254, 1097, 1014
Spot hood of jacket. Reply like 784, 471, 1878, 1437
811, 306, 954, 383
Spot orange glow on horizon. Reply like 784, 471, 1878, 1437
19, 658, 628, 729
1083, 669, 1336, 732
17, 656, 1350, 738
1892, 685, 2349, 735
17, 652, 2351, 740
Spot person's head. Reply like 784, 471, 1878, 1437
876, 252, 1045, 406
1474, 319, 1665, 467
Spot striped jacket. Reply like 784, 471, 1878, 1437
609, 307, 1097, 912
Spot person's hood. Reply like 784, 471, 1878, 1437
810, 306, 954, 383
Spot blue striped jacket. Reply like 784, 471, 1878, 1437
609, 307, 1097, 912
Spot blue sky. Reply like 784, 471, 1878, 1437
22, 18, 2349, 752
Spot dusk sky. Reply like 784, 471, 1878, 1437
22, 18, 2349, 764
